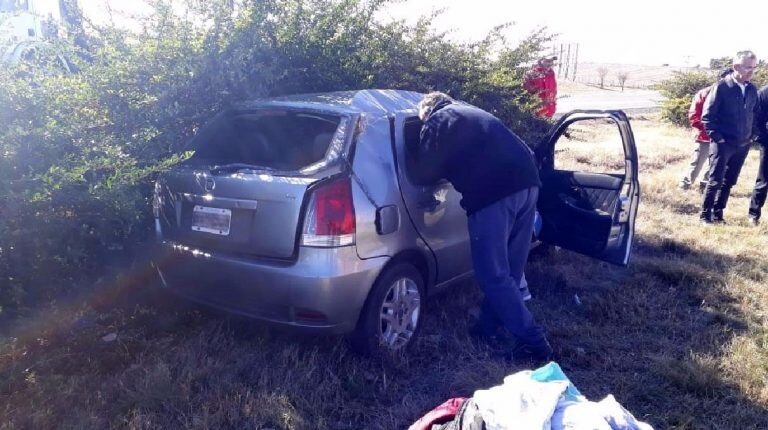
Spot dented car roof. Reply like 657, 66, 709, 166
237, 89, 424, 117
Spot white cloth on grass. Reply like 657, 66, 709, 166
472, 363, 654, 430
473, 370, 570, 430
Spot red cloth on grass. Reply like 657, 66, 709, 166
408, 397, 468, 430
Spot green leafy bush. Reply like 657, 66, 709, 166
658, 71, 715, 127
0, 0, 551, 317
752, 67, 768, 88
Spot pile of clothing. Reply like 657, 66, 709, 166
409, 362, 653, 430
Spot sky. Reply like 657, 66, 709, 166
379, 0, 768, 66
29, 0, 768, 67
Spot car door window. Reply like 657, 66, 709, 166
402, 117, 440, 185
554, 118, 626, 175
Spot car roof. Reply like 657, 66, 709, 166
236, 89, 425, 117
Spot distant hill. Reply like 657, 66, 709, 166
559, 62, 708, 89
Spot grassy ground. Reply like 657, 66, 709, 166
2, 115, 768, 429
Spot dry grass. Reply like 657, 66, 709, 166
553, 119, 626, 174
2, 115, 768, 429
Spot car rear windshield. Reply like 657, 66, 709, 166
187, 109, 343, 171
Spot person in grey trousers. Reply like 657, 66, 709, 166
415, 92, 553, 364
680, 85, 714, 192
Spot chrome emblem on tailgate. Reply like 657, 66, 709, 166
204, 177, 216, 192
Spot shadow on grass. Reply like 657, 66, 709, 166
520, 236, 768, 428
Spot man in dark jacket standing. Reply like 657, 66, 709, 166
748, 85, 768, 225
700, 51, 759, 224
415, 92, 553, 363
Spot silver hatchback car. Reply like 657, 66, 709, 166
151, 90, 640, 353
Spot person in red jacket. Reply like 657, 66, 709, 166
679, 86, 714, 192
524, 56, 558, 118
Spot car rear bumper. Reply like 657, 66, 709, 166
151, 241, 387, 334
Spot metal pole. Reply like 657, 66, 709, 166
572, 43, 580, 81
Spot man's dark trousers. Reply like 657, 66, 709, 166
467, 186, 546, 347
702, 142, 750, 216
749, 142, 768, 219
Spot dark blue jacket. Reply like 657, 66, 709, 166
754, 85, 768, 146
416, 101, 541, 214
702, 74, 758, 145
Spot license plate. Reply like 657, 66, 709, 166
192, 205, 231, 236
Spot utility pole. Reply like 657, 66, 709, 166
572, 43, 580, 81
564, 43, 571, 79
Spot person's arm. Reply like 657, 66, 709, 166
548, 71, 557, 102
762, 90, 768, 143
753, 89, 768, 144
688, 90, 706, 134
524, 70, 543, 93
752, 90, 762, 142
702, 83, 725, 144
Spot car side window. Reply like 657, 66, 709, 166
554, 118, 626, 176
402, 117, 436, 185
403, 117, 422, 155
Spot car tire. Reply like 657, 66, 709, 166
351, 263, 425, 355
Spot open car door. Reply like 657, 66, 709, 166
536, 110, 640, 266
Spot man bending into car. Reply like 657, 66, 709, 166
415, 91, 553, 364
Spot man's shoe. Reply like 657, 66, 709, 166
510, 340, 554, 366
519, 276, 532, 301
713, 210, 726, 224
469, 324, 514, 351
700, 211, 713, 225
519, 286, 532, 301
748, 215, 760, 226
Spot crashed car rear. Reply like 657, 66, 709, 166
151, 90, 640, 353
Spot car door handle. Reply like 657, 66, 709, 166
613, 195, 630, 222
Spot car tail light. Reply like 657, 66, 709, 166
301, 177, 355, 247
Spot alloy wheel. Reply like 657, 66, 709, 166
378, 277, 421, 349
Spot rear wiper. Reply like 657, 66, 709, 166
210, 163, 265, 174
